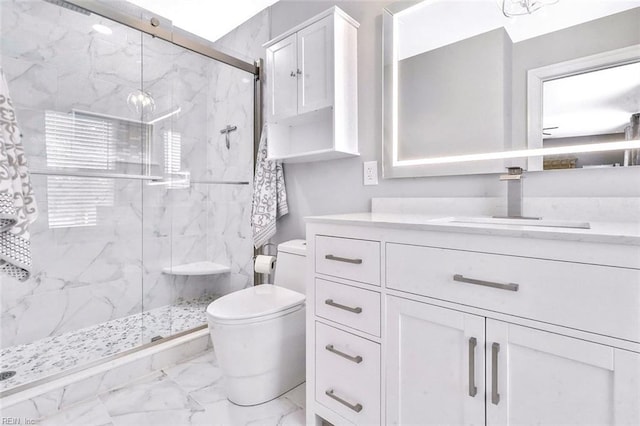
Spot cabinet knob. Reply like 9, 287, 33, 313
290, 71, 296, 77
297, 68, 302, 75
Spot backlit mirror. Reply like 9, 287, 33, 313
382, 0, 640, 178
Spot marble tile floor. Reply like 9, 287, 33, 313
36, 350, 306, 426
1, 295, 218, 391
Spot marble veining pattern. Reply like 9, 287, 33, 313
37, 350, 305, 426
1, 0, 265, 358
0, 296, 217, 391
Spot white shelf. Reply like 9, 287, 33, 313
162, 261, 230, 276
271, 148, 360, 163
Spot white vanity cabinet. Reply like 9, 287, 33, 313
264, 7, 359, 163
305, 216, 640, 426
387, 297, 640, 425
386, 297, 485, 425
486, 320, 640, 425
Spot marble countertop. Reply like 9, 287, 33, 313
305, 212, 640, 246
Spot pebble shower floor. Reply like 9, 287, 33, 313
0, 295, 217, 391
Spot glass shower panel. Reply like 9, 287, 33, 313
205, 62, 255, 296
140, 32, 255, 340
0, 0, 146, 390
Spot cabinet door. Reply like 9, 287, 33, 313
486, 320, 640, 425
386, 296, 485, 426
266, 33, 298, 121
297, 15, 334, 114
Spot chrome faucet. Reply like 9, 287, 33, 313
496, 167, 540, 220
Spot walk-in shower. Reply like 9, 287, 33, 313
0, 0, 261, 395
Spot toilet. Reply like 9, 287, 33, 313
206, 239, 307, 406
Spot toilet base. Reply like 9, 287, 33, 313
208, 306, 306, 406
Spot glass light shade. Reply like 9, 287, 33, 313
126, 90, 156, 116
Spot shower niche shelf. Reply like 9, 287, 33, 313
162, 261, 230, 276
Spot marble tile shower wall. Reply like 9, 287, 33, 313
0, 0, 266, 349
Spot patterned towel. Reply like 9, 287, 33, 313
251, 124, 288, 249
0, 68, 38, 281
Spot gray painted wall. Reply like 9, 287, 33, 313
266, 0, 640, 244
399, 28, 511, 160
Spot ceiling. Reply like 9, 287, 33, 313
126, 0, 278, 42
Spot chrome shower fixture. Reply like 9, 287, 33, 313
220, 125, 237, 149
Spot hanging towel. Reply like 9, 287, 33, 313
0, 68, 38, 281
252, 124, 288, 249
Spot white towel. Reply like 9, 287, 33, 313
0, 68, 38, 281
252, 124, 288, 249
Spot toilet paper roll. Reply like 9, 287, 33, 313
255, 255, 276, 274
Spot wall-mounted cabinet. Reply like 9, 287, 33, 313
264, 7, 359, 163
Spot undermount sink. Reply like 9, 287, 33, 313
447, 216, 591, 229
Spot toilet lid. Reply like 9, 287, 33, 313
207, 285, 305, 321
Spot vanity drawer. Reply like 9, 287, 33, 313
386, 243, 640, 342
315, 278, 381, 337
315, 322, 380, 425
316, 235, 380, 286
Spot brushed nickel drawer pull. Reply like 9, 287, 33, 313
325, 344, 363, 364
325, 254, 363, 264
325, 389, 363, 413
468, 337, 477, 397
491, 342, 501, 405
325, 299, 363, 314
453, 274, 519, 292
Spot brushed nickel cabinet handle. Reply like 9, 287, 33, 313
491, 342, 501, 405
325, 389, 363, 413
325, 344, 363, 364
325, 299, 362, 314
325, 254, 363, 264
453, 274, 519, 292
468, 337, 477, 397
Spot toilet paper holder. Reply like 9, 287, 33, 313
256, 242, 277, 258
254, 243, 277, 284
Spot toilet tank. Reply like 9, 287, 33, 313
274, 239, 307, 294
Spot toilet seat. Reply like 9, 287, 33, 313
207, 285, 305, 325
